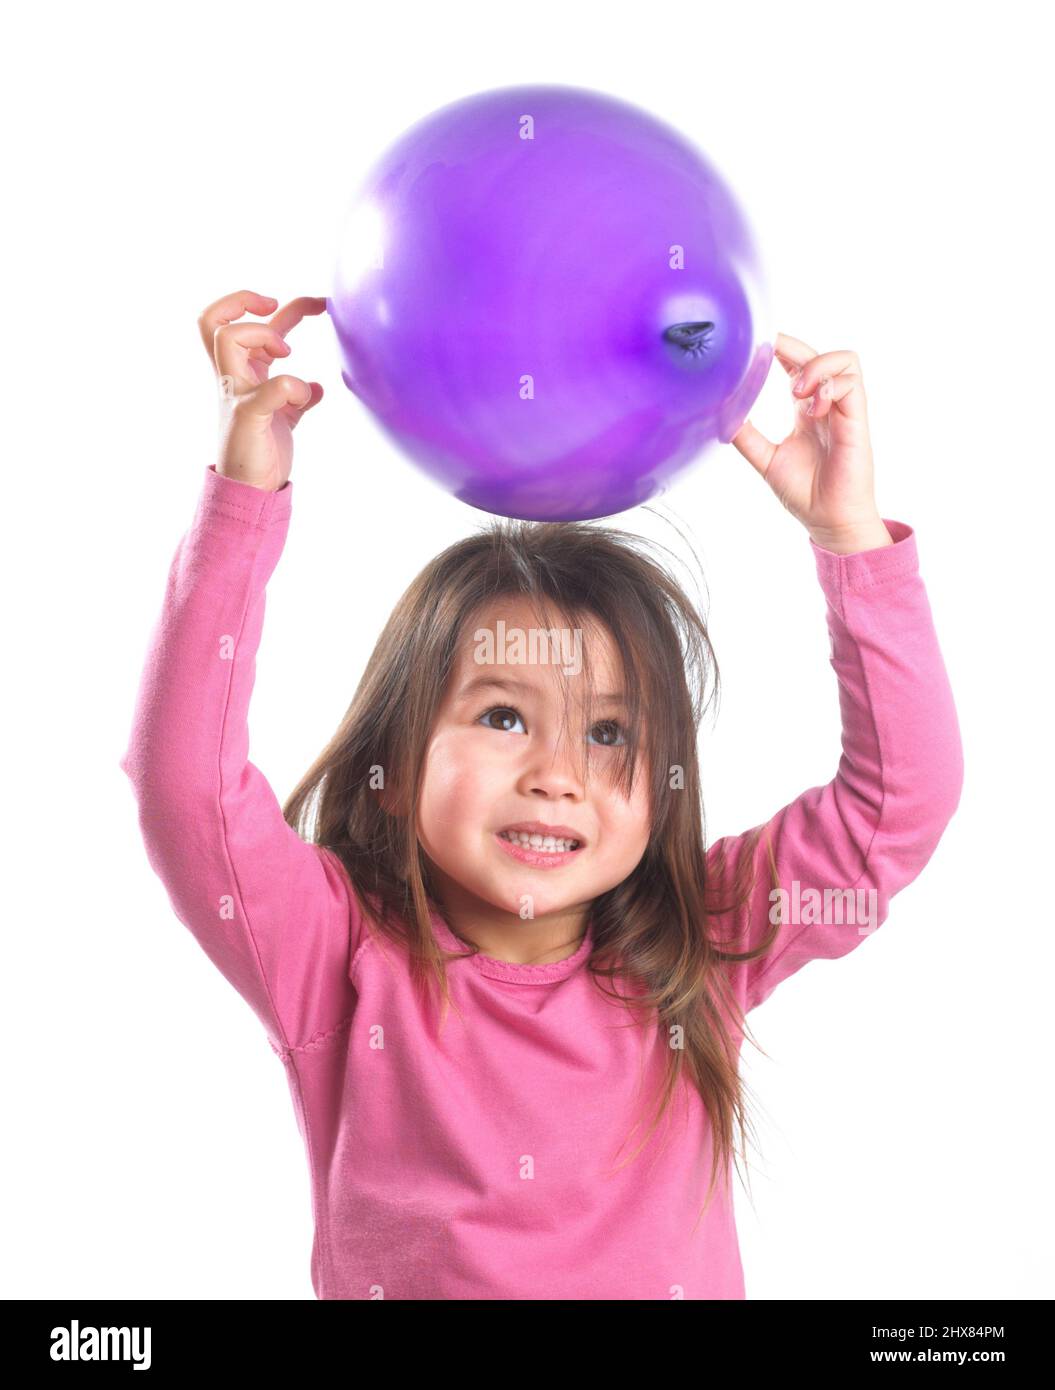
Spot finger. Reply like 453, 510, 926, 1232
729, 418, 776, 479
239, 374, 315, 421
269, 295, 328, 337
802, 369, 869, 425
289, 381, 324, 425
772, 331, 820, 378
215, 322, 291, 388
198, 290, 279, 363
792, 350, 860, 400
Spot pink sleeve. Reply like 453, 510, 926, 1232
708, 519, 964, 1015
119, 464, 365, 1053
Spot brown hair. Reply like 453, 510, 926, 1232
283, 517, 782, 1218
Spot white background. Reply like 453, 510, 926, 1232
3, 0, 1051, 1300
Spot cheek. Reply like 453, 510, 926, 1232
610, 801, 650, 850
421, 733, 494, 811
603, 771, 651, 848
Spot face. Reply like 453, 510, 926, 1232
414, 596, 652, 940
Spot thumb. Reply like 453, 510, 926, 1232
291, 381, 324, 422
243, 373, 315, 420
729, 419, 775, 479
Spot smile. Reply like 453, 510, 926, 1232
494, 832, 584, 867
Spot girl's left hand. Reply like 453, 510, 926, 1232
731, 332, 891, 553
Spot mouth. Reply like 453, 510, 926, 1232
494, 823, 586, 867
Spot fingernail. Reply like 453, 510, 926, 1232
794, 376, 808, 395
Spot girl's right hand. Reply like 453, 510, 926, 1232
198, 289, 326, 492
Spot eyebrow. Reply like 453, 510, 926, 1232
456, 676, 628, 706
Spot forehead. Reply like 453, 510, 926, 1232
448, 595, 625, 697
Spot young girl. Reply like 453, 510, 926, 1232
120, 289, 963, 1301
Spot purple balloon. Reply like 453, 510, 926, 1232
330, 84, 773, 522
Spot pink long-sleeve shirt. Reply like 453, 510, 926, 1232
119, 464, 963, 1300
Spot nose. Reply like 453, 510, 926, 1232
516, 730, 587, 801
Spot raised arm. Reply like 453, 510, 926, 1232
119, 465, 366, 1053
708, 519, 964, 1014
120, 290, 363, 1056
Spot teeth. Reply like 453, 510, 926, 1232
499, 830, 580, 853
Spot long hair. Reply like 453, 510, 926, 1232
283, 516, 782, 1216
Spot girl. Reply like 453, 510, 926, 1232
120, 289, 963, 1300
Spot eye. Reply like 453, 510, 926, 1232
478, 705, 526, 733
477, 706, 627, 746
588, 719, 627, 748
